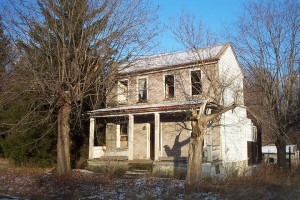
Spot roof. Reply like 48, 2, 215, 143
89, 100, 205, 117
119, 43, 230, 74
262, 145, 298, 154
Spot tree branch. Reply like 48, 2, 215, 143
205, 103, 240, 122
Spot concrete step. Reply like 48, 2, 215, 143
128, 162, 153, 171
125, 169, 150, 175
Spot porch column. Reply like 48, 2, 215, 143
88, 117, 95, 159
128, 114, 134, 160
154, 112, 160, 160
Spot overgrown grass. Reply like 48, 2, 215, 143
88, 163, 128, 182
194, 163, 300, 199
1, 161, 300, 199
0, 160, 113, 199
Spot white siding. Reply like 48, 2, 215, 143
218, 47, 250, 163
220, 107, 249, 163
218, 46, 244, 106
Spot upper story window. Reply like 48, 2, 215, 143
138, 78, 147, 102
165, 74, 175, 99
191, 70, 202, 95
118, 80, 128, 104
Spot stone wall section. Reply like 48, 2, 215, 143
161, 121, 191, 159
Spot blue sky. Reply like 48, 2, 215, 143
153, 0, 247, 52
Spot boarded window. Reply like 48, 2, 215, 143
118, 80, 128, 104
120, 123, 128, 148
165, 75, 175, 99
191, 70, 202, 95
138, 78, 147, 101
106, 124, 116, 148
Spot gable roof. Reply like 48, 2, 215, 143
119, 43, 231, 74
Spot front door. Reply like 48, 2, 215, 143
150, 123, 155, 160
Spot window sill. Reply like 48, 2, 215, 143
191, 94, 202, 97
118, 102, 128, 105
164, 97, 175, 101
116, 147, 129, 151
137, 100, 148, 103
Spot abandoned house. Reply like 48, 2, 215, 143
88, 43, 257, 177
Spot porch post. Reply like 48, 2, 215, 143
154, 112, 160, 160
128, 114, 134, 160
89, 117, 95, 159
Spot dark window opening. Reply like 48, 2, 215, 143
191, 70, 202, 95
165, 75, 175, 99
138, 78, 147, 101
94, 120, 106, 146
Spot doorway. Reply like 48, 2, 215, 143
150, 123, 155, 160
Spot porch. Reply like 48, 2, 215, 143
88, 101, 221, 167
87, 157, 224, 178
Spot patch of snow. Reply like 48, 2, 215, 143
14, 177, 21, 182
43, 172, 51, 177
72, 169, 94, 174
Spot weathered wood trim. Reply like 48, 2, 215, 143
128, 114, 134, 160
88, 117, 95, 159
154, 112, 160, 160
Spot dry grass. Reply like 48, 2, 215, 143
0, 164, 110, 199
1, 161, 300, 199
196, 163, 300, 199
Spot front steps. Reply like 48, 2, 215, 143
125, 161, 153, 176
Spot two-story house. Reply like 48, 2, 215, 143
88, 43, 256, 177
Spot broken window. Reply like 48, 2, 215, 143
165, 75, 175, 99
120, 123, 128, 148
118, 80, 128, 104
191, 70, 202, 95
138, 78, 147, 101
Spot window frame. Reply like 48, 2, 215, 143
164, 74, 175, 99
191, 70, 202, 96
117, 79, 129, 104
137, 77, 148, 102
116, 122, 128, 148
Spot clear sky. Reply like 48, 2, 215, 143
152, 0, 247, 52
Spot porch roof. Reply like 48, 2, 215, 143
88, 100, 205, 117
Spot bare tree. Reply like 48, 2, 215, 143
229, 0, 300, 168
3, 0, 158, 175
0, 17, 10, 75
171, 13, 242, 191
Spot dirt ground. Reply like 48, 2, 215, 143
1, 159, 300, 199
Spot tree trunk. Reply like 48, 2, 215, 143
185, 112, 205, 192
275, 137, 287, 169
57, 102, 71, 175
185, 135, 203, 192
